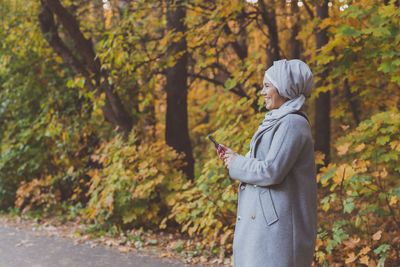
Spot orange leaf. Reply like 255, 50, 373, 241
119, 247, 130, 253
372, 230, 382, 241
340, 124, 350, 131
345, 252, 357, 264
354, 143, 365, 152
359, 255, 369, 265
337, 142, 350, 156
158, 253, 172, 258
343, 237, 360, 248
315, 238, 323, 249
368, 259, 377, 267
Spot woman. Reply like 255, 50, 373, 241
219, 59, 317, 267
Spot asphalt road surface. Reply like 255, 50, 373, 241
0, 224, 199, 267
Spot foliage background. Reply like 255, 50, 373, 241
1, 0, 399, 265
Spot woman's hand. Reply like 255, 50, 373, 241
218, 144, 238, 168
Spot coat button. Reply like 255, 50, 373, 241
240, 185, 246, 190
251, 215, 255, 220
238, 216, 241, 221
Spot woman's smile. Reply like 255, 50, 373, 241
261, 78, 287, 110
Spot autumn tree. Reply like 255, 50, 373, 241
38, 0, 134, 135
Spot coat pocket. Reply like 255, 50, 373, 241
259, 189, 279, 226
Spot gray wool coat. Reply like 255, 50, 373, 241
228, 113, 317, 267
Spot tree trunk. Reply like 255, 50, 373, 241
314, 0, 330, 165
290, 0, 302, 59
165, 0, 194, 180
344, 78, 360, 125
259, 0, 281, 67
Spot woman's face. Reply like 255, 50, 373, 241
261, 78, 287, 110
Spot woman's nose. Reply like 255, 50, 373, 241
261, 88, 267, 95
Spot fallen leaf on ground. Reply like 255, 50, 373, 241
368, 259, 377, 267
358, 246, 371, 256
343, 237, 360, 248
15, 239, 30, 247
158, 252, 172, 258
118, 247, 130, 253
345, 252, 357, 264
200, 256, 208, 263
359, 255, 369, 265
372, 230, 382, 240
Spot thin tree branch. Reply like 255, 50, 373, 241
43, 0, 100, 74
302, 0, 315, 19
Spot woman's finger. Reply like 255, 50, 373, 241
220, 144, 233, 154
219, 144, 228, 151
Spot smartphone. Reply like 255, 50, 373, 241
208, 135, 225, 155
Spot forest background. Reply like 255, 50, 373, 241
1, 0, 399, 266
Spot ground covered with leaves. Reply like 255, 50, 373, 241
0, 213, 230, 266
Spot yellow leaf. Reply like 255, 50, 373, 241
345, 252, 357, 264
372, 230, 382, 240
337, 142, 350, 156
334, 164, 355, 184
352, 159, 368, 173
359, 246, 371, 256
354, 143, 365, 152
315, 238, 323, 249
390, 196, 398, 206
389, 140, 400, 152
359, 255, 369, 265
380, 168, 388, 178
158, 252, 172, 258
119, 247, 130, 253
371, 171, 380, 178
314, 151, 326, 166
220, 229, 233, 245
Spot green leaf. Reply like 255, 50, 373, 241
343, 198, 355, 213
376, 135, 390, 145
378, 61, 397, 73
337, 26, 360, 37
224, 78, 237, 91
66, 80, 74, 88
373, 244, 390, 254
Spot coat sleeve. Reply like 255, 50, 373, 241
228, 117, 308, 186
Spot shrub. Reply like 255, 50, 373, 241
85, 131, 186, 229
315, 111, 400, 266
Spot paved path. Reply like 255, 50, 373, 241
0, 224, 199, 267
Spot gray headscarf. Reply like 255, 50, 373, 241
249, 59, 314, 157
